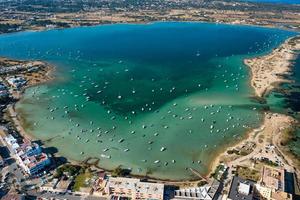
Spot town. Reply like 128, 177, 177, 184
0, 0, 300, 34
0, 57, 298, 200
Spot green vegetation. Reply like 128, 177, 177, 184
278, 127, 300, 170
0, 23, 21, 34
111, 166, 131, 177
197, 180, 208, 187
227, 148, 251, 156
73, 171, 92, 191
280, 127, 297, 146
54, 164, 83, 178
236, 166, 260, 182
260, 159, 279, 167
211, 164, 227, 181
227, 149, 239, 155
30, 20, 70, 28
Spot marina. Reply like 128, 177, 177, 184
0, 22, 297, 180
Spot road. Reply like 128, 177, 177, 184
30, 191, 108, 200
215, 113, 296, 191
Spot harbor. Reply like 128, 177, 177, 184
0, 21, 298, 200
0, 22, 297, 180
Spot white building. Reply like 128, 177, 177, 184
6, 76, 27, 88
17, 152, 50, 175
173, 180, 220, 200
40, 178, 72, 194
4, 134, 19, 150
40, 178, 59, 193
4, 135, 51, 175
105, 177, 164, 200
16, 140, 42, 157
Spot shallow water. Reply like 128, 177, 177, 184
0, 22, 296, 180
267, 55, 300, 157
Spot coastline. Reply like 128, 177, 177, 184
244, 35, 300, 98
3, 58, 55, 140
209, 35, 300, 179
0, 20, 299, 42
209, 112, 297, 171
0, 25, 299, 183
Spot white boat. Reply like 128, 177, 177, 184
154, 160, 160, 164
100, 154, 111, 159
160, 147, 166, 152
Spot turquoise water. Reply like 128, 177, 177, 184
0, 22, 296, 180
267, 56, 300, 156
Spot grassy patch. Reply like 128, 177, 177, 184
236, 166, 260, 182
211, 164, 227, 181
54, 164, 83, 178
280, 127, 296, 146
73, 171, 92, 191
111, 166, 131, 177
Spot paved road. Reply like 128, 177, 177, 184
32, 192, 108, 200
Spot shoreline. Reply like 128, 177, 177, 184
209, 112, 299, 175
0, 20, 299, 40
0, 26, 299, 183
209, 35, 300, 179
244, 35, 300, 98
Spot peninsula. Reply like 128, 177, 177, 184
245, 36, 300, 98
210, 35, 300, 198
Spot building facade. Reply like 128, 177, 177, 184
4, 134, 51, 175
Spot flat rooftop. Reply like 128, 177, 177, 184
107, 177, 164, 195
261, 165, 285, 191
228, 176, 256, 200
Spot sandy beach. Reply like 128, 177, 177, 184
210, 112, 296, 172
245, 35, 300, 98
210, 35, 300, 181
1, 59, 54, 137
